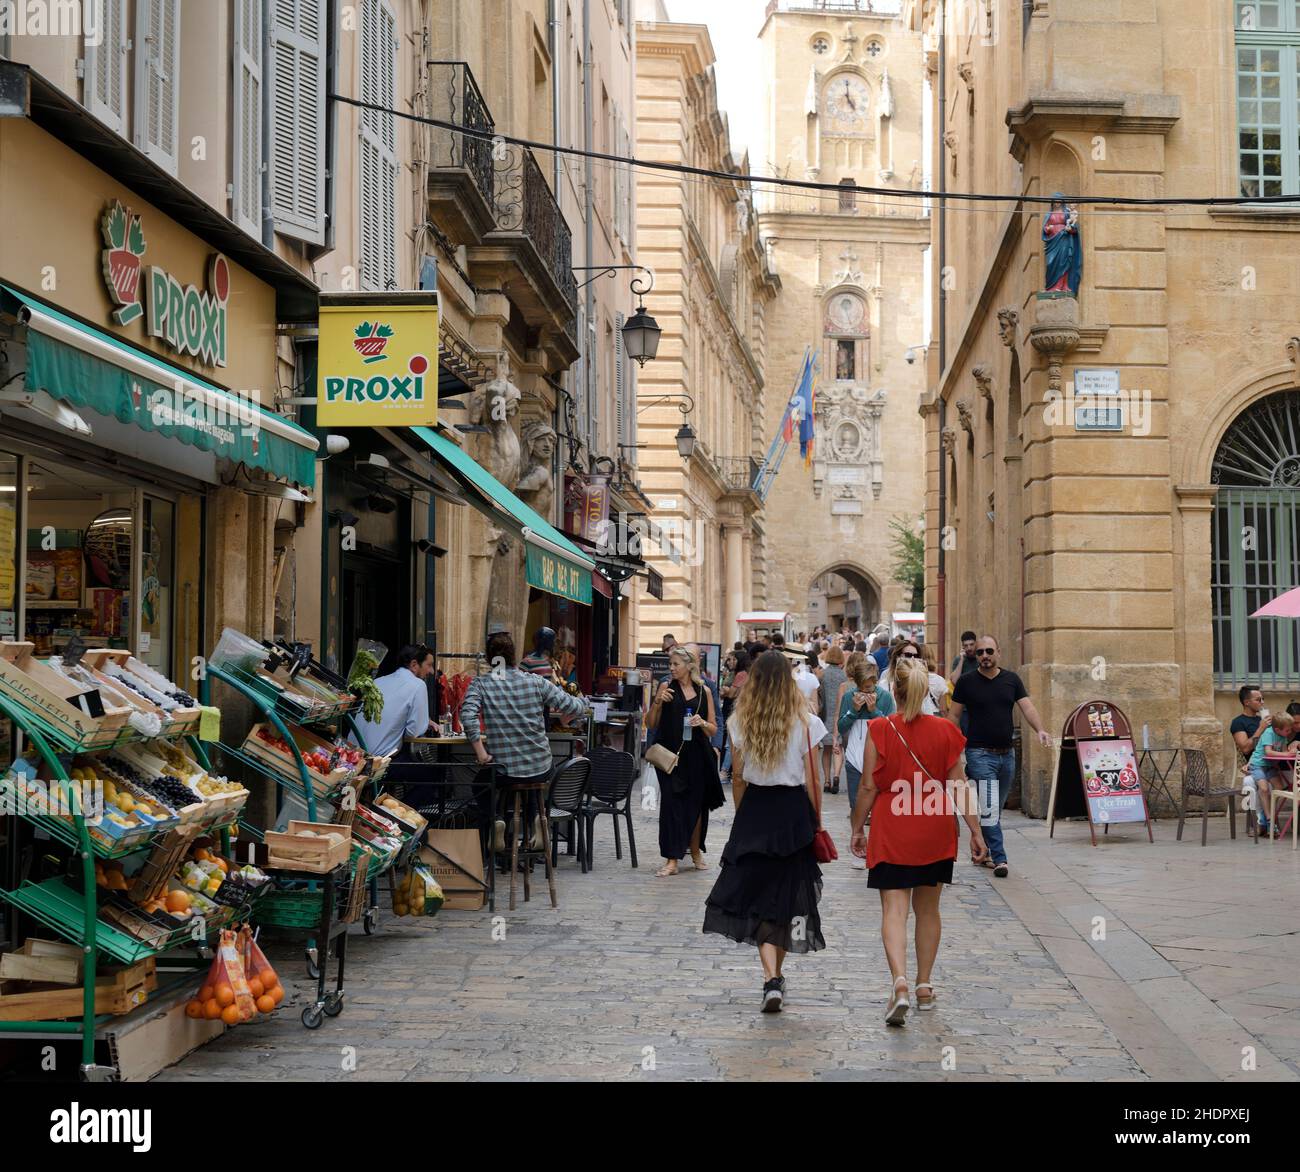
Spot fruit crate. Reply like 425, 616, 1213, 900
0, 641, 136, 753
241, 722, 361, 799
0, 773, 152, 861
81, 649, 203, 737
0, 957, 157, 1022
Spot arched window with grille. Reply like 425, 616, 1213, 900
1212, 390, 1300, 686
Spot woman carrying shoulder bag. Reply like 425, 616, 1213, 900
646, 647, 724, 877
704, 650, 828, 1014
850, 655, 989, 1026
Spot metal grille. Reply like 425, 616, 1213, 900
427, 61, 496, 211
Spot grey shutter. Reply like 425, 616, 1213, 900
360, 0, 398, 289
232, 0, 263, 235
83, 0, 127, 133
615, 310, 627, 449
269, 0, 327, 245
135, 0, 181, 172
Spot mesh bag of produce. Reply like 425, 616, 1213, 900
237, 925, 285, 1015
185, 928, 256, 1025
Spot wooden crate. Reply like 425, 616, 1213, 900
0, 641, 131, 750
130, 825, 203, 904
242, 722, 354, 794
0, 939, 80, 985
81, 649, 202, 736
264, 821, 351, 873
0, 957, 157, 1021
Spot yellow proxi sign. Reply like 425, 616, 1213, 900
317, 297, 439, 426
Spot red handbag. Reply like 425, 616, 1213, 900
806, 724, 838, 862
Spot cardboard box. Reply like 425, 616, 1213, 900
419, 831, 486, 911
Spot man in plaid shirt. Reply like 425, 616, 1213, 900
463, 631, 588, 783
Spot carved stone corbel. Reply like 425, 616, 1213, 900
972, 364, 994, 404
955, 398, 974, 436
996, 307, 1019, 349
940, 426, 956, 456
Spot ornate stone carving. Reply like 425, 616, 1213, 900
817, 385, 886, 502
1288, 337, 1300, 386
973, 364, 994, 403
996, 306, 1019, 348
940, 426, 956, 456
957, 61, 974, 89
833, 246, 863, 287
1029, 294, 1081, 397
516, 420, 558, 521
955, 398, 974, 436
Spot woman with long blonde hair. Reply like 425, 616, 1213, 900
704, 650, 827, 1013
647, 646, 724, 877
850, 656, 988, 1026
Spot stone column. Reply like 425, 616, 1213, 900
1174, 485, 1224, 778
724, 522, 745, 644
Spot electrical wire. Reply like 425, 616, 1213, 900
329, 92, 1300, 211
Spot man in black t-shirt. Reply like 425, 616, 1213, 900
1230, 685, 1267, 764
949, 630, 979, 681
950, 635, 1052, 878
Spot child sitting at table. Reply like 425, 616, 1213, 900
1245, 711, 1295, 836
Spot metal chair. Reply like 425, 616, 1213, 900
1177, 748, 1239, 845
583, 747, 638, 870
546, 755, 592, 874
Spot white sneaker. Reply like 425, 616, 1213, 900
850, 855, 866, 870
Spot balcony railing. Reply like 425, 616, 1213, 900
427, 61, 495, 215
765, 0, 902, 15
493, 145, 578, 317
719, 457, 764, 497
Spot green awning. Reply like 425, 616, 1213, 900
412, 425, 594, 605
2, 285, 318, 486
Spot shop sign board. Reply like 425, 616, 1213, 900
317, 297, 439, 426
1048, 698, 1153, 846
526, 545, 592, 605
564, 475, 611, 546
100, 200, 229, 367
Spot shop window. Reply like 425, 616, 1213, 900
1212, 389, 1300, 685
1234, 2, 1300, 197
839, 178, 857, 212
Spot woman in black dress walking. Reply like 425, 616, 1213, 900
704, 650, 827, 1013
648, 646, 724, 877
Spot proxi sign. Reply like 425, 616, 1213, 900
99, 200, 229, 367
317, 296, 440, 427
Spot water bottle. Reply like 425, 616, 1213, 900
683, 707, 694, 742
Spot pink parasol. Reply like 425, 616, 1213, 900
1250, 586, 1300, 618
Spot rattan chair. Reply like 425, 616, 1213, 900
1177, 748, 1239, 845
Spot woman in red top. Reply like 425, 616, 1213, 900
849, 656, 988, 1026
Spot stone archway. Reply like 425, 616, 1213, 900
806, 562, 883, 633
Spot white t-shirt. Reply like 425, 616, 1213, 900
728, 713, 828, 787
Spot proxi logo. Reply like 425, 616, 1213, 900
0, 1, 104, 44
49, 1103, 151, 1153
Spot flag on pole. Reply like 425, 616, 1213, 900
793, 352, 817, 465
782, 349, 809, 445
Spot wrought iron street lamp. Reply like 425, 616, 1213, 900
572, 264, 661, 366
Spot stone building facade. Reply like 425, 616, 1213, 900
914, 0, 1300, 813
634, 13, 780, 650
755, 2, 930, 635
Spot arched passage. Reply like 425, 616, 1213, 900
806, 563, 883, 632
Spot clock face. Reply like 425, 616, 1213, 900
828, 295, 865, 334
824, 77, 870, 130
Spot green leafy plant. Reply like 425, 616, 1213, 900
888, 513, 925, 612
375, 324, 394, 339
103, 202, 126, 249
355, 321, 375, 338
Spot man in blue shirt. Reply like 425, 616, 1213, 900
870, 633, 890, 675
351, 644, 438, 759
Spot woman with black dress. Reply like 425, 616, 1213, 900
704, 650, 826, 1013
648, 646, 724, 877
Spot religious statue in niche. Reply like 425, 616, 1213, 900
1042, 193, 1082, 295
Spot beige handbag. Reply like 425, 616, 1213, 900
645, 742, 680, 774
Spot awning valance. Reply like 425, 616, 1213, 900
2, 285, 318, 486
412, 425, 594, 605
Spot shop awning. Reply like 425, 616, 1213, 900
412, 425, 594, 605
2, 285, 318, 486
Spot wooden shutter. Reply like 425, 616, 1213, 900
360, 0, 398, 290
232, 0, 263, 235
83, 0, 127, 134
615, 310, 627, 449
135, 0, 180, 171
269, 0, 327, 245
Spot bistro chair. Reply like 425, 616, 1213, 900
1269, 781, 1300, 849
583, 747, 638, 871
546, 755, 593, 874
1176, 748, 1239, 846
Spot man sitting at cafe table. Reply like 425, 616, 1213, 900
1245, 710, 1295, 836
1230, 685, 1268, 764
350, 643, 438, 760
461, 631, 588, 841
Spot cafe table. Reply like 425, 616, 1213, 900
1136, 746, 1182, 820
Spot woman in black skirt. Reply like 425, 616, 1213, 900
704, 650, 826, 1013
648, 646, 724, 877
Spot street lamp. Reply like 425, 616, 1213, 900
675, 422, 697, 459
572, 264, 661, 366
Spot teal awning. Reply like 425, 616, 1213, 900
2, 285, 318, 486
412, 425, 594, 606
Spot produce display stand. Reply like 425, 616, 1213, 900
0, 685, 241, 1080
200, 658, 401, 990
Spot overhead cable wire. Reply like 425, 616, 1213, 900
329, 92, 1300, 210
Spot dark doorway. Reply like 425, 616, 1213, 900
342, 546, 408, 673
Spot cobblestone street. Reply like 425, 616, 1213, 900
152, 791, 1300, 1083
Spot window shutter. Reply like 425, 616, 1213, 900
360, 0, 398, 289
232, 0, 263, 235
135, 0, 181, 172
269, 0, 327, 245
84, 0, 127, 133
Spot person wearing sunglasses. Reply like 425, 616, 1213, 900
879, 642, 945, 715
948, 636, 1052, 878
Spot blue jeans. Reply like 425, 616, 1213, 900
844, 763, 862, 813
965, 747, 1016, 865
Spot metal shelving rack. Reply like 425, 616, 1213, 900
0, 691, 218, 1079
